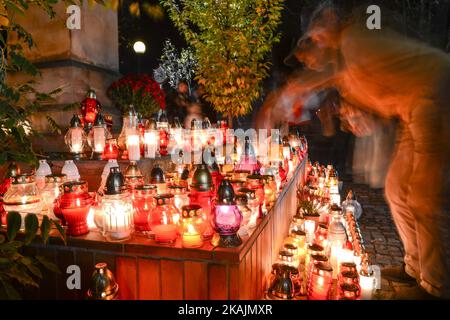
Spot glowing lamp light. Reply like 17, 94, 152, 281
65, 114, 87, 160
88, 113, 109, 160
2, 174, 43, 230
149, 194, 180, 244
133, 41, 146, 54
144, 119, 158, 159
307, 261, 333, 300
304, 219, 316, 244
211, 180, 243, 248
126, 133, 141, 161
59, 181, 93, 236
102, 138, 119, 160
180, 204, 205, 248
132, 184, 157, 232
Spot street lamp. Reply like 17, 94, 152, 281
133, 40, 146, 73
133, 41, 146, 54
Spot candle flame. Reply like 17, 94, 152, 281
187, 223, 197, 234
76, 198, 81, 207
21, 195, 27, 204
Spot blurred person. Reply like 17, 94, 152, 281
257, 2, 450, 299
166, 80, 190, 122
184, 100, 204, 129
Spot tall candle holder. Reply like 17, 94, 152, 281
59, 181, 93, 236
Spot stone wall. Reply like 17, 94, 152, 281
6, 2, 122, 152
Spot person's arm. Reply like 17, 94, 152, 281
256, 65, 339, 130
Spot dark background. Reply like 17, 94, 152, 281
117, 0, 450, 173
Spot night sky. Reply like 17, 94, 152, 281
118, 0, 305, 79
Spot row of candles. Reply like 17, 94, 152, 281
0, 133, 308, 249
267, 161, 379, 300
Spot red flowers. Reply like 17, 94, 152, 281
108, 73, 166, 118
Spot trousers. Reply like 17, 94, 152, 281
385, 96, 450, 298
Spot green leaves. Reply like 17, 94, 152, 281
160, 0, 284, 120
6, 212, 21, 242
40, 215, 51, 244
24, 214, 38, 245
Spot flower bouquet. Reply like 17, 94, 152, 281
107, 73, 166, 118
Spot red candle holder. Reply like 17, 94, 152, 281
102, 138, 119, 160
132, 185, 157, 231
158, 129, 169, 156
81, 89, 101, 128
59, 181, 93, 236
149, 194, 180, 244
307, 261, 333, 300
337, 283, 361, 300
246, 174, 265, 217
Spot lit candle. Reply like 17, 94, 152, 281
152, 224, 178, 243
337, 248, 355, 275
71, 129, 83, 153
360, 273, 376, 300
127, 134, 141, 161
304, 219, 316, 244
182, 224, 203, 248
93, 127, 106, 153
330, 193, 341, 206
144, 130, 157, 158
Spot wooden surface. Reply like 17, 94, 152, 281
7, 156, 307, 300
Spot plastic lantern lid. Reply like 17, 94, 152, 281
86, 262, 119, 300
94, 113, 105, 126
181, 204, 202, 218
125, 161, 143, 178
11, 173, 35, 185
154, 193, 174, 206
150, 165, 165, 184
45, 174, 66, 183
191, 164, 212, 191
5, 162, 20, 178
86, 89, 97, 99
217, 180, 235, 205
70, 114, 83, 128
105, 167, 126, 195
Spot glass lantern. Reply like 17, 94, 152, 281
235, 194, 255, 235
180, 204, 206, 248
59, 181, 93, 236
87, 113, 110, 160
80, 89, 101, 129
156, 109, 170, 156
3, 174, 43, 229
65, 114, 87, 160
262, 174, 277, 209
307, 261, 333, 300
144, 119, 158, 159
132, 184, 157, 232
98, 167, 134, 241
236, 187, 260, 227
246, 173, 265, 217
98, 159, 119, 195
211, 180, 243, 248
61, 160, 80, 182
124, 161, 145, 192
189, 164, 214, 222
0, 162, 21, 225
168, 185, 189, 212
41, 174, 66, 220
118, 105, 139, 160
149, 194, 180, 244
150, 164, 167, 194
35, 159, 52, 190
102, 138, 119, 160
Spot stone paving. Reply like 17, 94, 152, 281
341, 178, 450, 300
